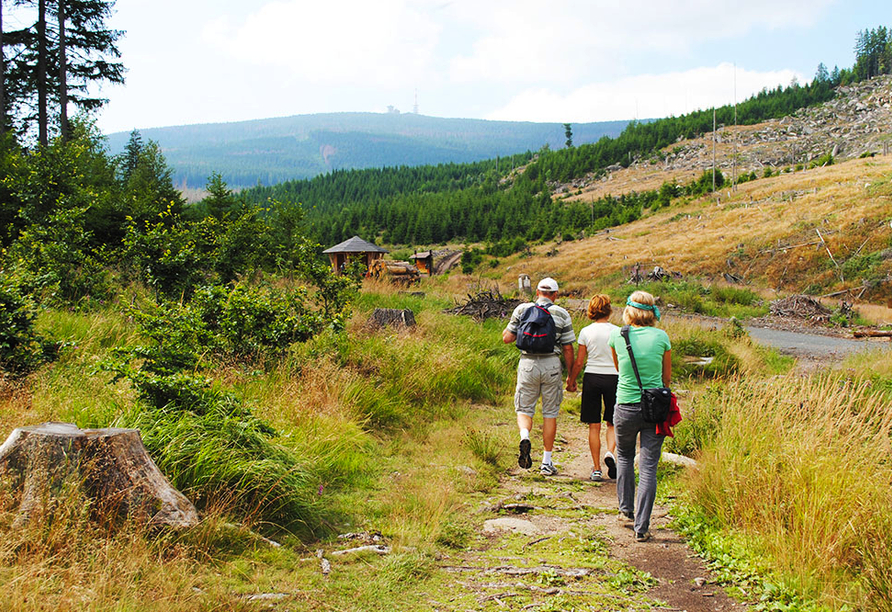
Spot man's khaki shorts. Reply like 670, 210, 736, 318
514, 354, 563, 419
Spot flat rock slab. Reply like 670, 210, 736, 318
483, 517, 542, 536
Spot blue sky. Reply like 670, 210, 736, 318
53, 0, 891, 134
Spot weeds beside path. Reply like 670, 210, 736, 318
429, 415, 748, 612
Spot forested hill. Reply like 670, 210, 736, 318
105, 113, 631, 189
241, 75, 837, 248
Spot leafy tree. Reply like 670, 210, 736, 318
814, 62, 829, 84
564, 122, 573, 148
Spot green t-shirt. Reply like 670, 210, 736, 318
608, 326, 672, 405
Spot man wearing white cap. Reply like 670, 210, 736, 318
502, 277, 576, 475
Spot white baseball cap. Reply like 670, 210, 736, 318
537, 277, 559, 292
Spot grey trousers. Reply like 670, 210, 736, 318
614, 402, 665, 534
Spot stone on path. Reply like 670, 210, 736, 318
483, 517, 542, 536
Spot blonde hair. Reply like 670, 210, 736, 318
586, 294, 612, 320
623, 290, 657, 326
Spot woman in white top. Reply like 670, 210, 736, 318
567, 295, 619, 482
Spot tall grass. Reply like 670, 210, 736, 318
329, 308, 515, 428
684, 374, 892, 609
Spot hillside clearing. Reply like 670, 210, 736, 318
496, 155, 892, 305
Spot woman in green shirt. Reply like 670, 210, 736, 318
608, 290, 671, 543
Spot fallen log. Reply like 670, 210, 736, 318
853, 329, 892, 338
0, 422, 198, 529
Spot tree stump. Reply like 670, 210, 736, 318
0, 422, 198, 529
368, 308, 416, 328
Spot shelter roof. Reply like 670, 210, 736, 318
323, 236, 389, 254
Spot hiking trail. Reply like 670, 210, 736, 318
431, 418, 748, 611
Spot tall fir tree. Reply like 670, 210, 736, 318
2, 0, 124, 143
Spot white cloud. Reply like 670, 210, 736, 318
202, 0, 442, 86
486, 63, 804, 122
445, 0, 835, 84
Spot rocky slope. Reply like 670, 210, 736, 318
562, 76, 892, 200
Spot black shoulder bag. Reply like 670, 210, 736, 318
620, 325, 671, 423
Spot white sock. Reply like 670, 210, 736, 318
520, 429, 530, 441
542, 451, 553, 465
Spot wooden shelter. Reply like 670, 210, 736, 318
408, 251, 433, 275
323, 236, 389, 274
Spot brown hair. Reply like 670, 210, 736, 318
622, 290, 657, 326
586, 294, 612, 320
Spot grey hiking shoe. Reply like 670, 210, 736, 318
617, 511, 634, 526
518, 439, 532, 469
539, 462, 558, 476
635, 530, 651, 543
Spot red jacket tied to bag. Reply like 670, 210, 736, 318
656, 393, 682, 437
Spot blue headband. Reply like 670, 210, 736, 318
626, 298, 660, 320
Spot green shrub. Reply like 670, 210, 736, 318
0, 274, 59, 375
9, 206, 112, 306
113, 282, 331, 378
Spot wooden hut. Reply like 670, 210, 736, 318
409, 251, 433, 275
323, 236, 389, 274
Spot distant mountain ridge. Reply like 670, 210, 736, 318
104, 112, 632, 189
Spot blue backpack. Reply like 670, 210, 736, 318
515, 304, 557, 353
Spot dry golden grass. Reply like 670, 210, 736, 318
495, 156, 892, 301
686, 372, 892, 609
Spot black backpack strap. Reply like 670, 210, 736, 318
620, 325, 645, 394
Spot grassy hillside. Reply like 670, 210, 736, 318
105, 113, 630, 189
484, 154, 892, 308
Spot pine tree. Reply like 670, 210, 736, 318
3, 0, 124, 142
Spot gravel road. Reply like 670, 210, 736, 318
745, 325, 888, 359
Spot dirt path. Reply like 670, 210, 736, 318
435, 422, 748, 611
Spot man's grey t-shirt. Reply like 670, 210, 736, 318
506, 297, 576, 356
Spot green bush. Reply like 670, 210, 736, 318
9, 206, 112, 306
104, 281, 368, 535
0, 275, 59, 375
122, 213, 210, 299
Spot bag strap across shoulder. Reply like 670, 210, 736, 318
620, 325, 645, 393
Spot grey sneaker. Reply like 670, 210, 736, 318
518, 439, 532, 469
590, 470, 603, 482
539, 462, 558, 476
617, 512, 634, 526
635, 530, 651, 543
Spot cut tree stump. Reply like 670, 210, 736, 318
0, 422, 198, 529
368, 308, 416, 328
